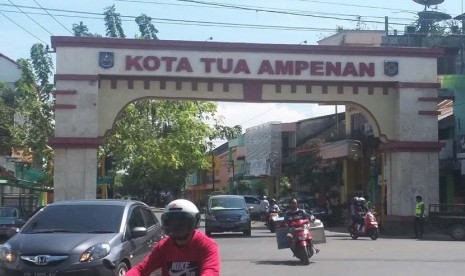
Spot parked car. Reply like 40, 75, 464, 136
0, 199, 164, 276
205, 195, 252, 237
0, 207, 28, 237
242, 195, 261, 218
277, 196, 331, 225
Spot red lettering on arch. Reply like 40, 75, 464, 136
126, 55, 143, 71
295, 61, 309, 75
258, 60, 275, 75
342, 62, 359, 77
310, 61, 324, 76
161, 57, 177, 72
360, 63, 375, 77
176, 57, 193, 72
326, 62, 341, 76
200, 58, 216, 73
218, 58, 233, 73
276, 61, 293, 75
143, 56, 160, 71
234, 59, 251, 74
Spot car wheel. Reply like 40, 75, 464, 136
115, 262, 128, 276
450, 224, 465, 240
206, 229, 212, 237
243, 227, 252, 236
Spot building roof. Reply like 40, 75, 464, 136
0, 53, 18, 66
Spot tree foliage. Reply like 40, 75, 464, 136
104, 100, 219, 197
72, 21, 101, 37
4, 44, 55, 184
104, 5, 125, 38
135, 14, 159, 40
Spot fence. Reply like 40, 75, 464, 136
1, 193, 39, 215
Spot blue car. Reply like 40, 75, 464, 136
205, 195, 252, 237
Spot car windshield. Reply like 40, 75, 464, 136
0, 207, 17, 218
210, 198, 245, 210
21, 204, 124, 234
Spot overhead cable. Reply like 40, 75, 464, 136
33, 0, 73, 35
7, 0, 53, 35
0, 11, 48, 44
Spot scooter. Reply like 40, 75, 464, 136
348, 210, 379, 240
287, 217, 314, 265
268, 205, 281, 233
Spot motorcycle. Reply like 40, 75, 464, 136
267, 205, 281, 233
286, 217, 314, 265
348, 210, 379, 240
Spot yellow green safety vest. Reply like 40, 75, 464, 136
415, 202, 424, 216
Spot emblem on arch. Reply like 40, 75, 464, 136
384, 61, 398, 77
99, 52, 114, 69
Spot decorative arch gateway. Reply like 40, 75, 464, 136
50, 36, 443, 217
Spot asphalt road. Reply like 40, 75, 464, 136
202, 221, 465, 276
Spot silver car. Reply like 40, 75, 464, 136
0, 200, 164, 276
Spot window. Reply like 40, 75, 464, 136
244, 196, 260, 205
22, 205, 124, 233
141, 208, 157, 228
128, 208, 145, 229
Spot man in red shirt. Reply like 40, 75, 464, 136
125, 199, 220, 276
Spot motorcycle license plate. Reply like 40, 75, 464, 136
24, 272, 56, 276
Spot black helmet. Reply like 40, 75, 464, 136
161, 199, 200, 240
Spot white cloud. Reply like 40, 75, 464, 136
216, 102, 344, 130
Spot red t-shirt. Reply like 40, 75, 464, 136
125, 230, 220, 276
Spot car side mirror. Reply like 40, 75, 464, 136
131, 227, 147, 238
7, 227, 19, 238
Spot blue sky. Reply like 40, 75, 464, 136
1, 0, 462, 136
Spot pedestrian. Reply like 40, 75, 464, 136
413, 195, 425, 239
125, 199, 220, 276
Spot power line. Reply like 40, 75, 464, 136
0, 9, 362, 33
294, 0, 419, 14
0, 2, 413, 29
33, 0, 73, 35
171, 0, 408, 26
0, 11, 48, 44
7, 0, 53, 36
116, 0, 415, 21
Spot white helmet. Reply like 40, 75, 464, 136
161, 199, 200, 240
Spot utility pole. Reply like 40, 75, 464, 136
211, 152, 215, 192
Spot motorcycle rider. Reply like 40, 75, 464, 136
259, 196, 269, 221
269, 198, 281, 213
350, 197, 366, 232
284, 198, 319, 254
125, 199, 220, 276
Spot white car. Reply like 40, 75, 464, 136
243, 195, 261, 217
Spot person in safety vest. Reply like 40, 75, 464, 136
413, 195, 425, 239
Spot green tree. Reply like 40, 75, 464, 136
105, 100, 218, 197
215, 125, 242, 140
135, 14, 159, 40
104, 5, 125, 38
72, 21, 99, 37
0, 83, 15, 154
12, 44, 54, 184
